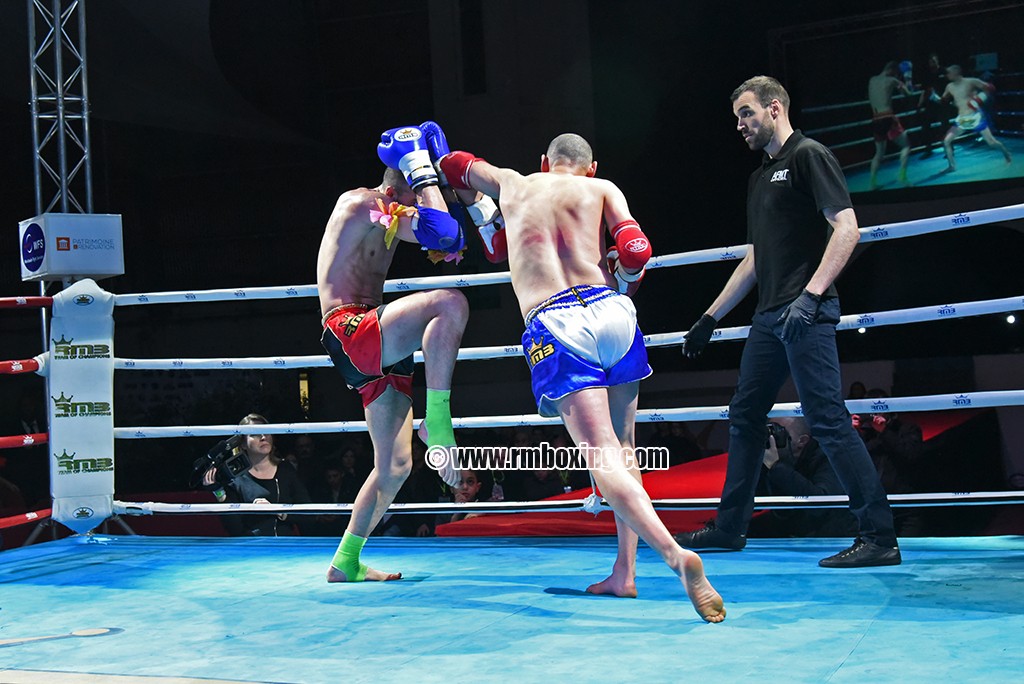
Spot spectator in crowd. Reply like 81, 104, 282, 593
521, 467, 565, 501
443, 469, 488, 524
510, 430, 532, 450
336, 446, 370, 497
307, 460, 351, 537
281, 433, 323, 490
646, 422, 707, 465
847, 381, 867, 401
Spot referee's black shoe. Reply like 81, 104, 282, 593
818, 538, 902, 568
673, 520, 746, 551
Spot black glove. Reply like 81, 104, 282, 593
682, 314, 718, 358
779, 290, 822, 343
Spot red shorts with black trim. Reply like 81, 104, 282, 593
321, 303, 414, 408
871, 112, 905, 142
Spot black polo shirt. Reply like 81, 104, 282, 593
746, 130, 851, 312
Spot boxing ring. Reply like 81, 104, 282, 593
2, 203, 1024, 682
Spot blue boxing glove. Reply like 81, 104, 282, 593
419, 119, 480, 249
898, 60, 913, 88
420, 119, 510, 263
420, 120, 450, 163
778, 290, 821, 343
377, 126, 439, 191
414, 206, 466, 253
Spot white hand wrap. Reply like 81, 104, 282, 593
468, 195, 508, 262
607, 247, 644, 294
467, 195, 500, 226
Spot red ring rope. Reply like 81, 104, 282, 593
0, 296, 52, 309
0, 359, 41, 374
0, 508, 52, 530
0, 433, 48, 450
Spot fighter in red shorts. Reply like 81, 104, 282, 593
321, 303, 415, 408
867, 61, 913, 189
317, 124, 469, 583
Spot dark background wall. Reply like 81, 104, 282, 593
0, 1, 1022, 484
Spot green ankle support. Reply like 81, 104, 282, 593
330, 531, 368, 581
425, 388, 456, 447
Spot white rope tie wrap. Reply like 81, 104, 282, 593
11, 200, 1019, 532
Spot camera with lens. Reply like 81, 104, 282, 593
189, 435, 250, 489
765, 422, 790, 450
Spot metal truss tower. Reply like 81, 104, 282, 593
27, 0, 93, 216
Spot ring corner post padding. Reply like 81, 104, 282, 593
48, 278, 116, 534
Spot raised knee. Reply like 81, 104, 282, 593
434, 289, 469, 325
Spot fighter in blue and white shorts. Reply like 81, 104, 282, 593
521, 284, 652, 417
954, 110, 989, 133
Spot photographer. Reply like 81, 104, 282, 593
751, 417, 857, 539
853, 389, 926, 535
200, 413, 311, 536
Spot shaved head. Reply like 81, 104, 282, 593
545, 133, 593, 168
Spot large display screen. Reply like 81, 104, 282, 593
772, 1, 1024, 197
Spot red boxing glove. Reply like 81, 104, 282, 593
467, 195, 508, 263
611, 220, 652, 270
438, 151, 484, 190
479, 221, 508, 263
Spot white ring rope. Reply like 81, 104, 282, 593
111, 490, 1024, 517
14, 187, 1021, 530
112, 294, 1024, 370
111, 204, 1024, 305
113, 389, 1024, 439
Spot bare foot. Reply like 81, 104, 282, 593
942, 164, 956, 173
680, 552, 726, 623
326, 565, 402, 583
586, 572, 638, 598
417, 424, 460, 487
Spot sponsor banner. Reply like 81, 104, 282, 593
19, 213, 124, 282
47, 279, 115, 533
